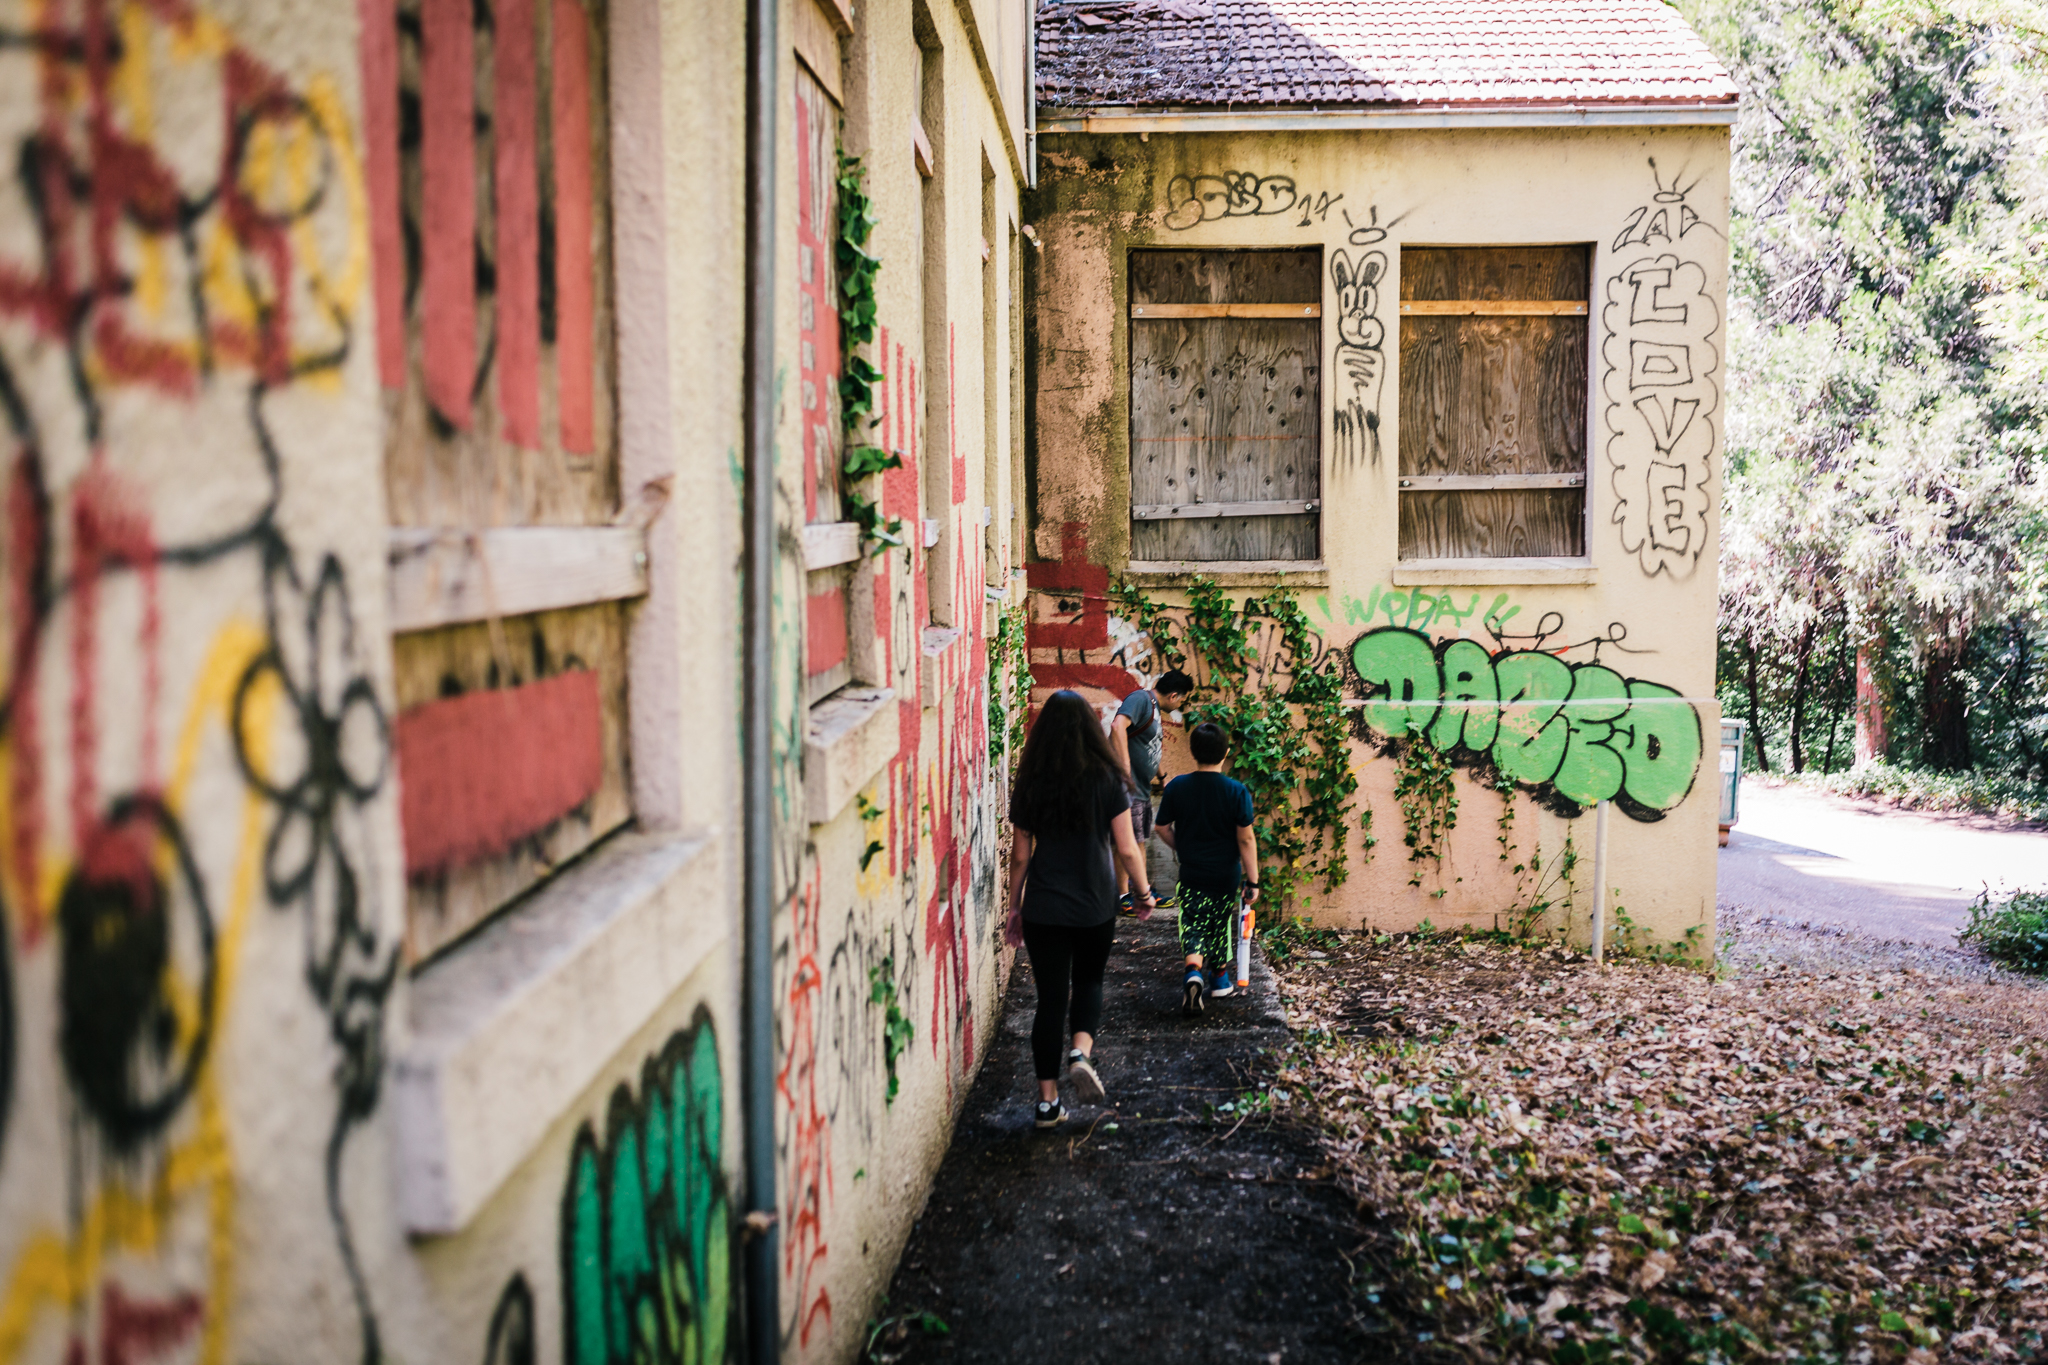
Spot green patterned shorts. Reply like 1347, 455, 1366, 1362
1175, 883, 1236, 967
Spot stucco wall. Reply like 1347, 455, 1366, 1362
771, 1, 1028, 1361
0, 0, 1025, 1360
1026, 126, 1729, 950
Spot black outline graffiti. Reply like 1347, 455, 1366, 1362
230, 549, 397, 1365
56, 795, 217, 1154
1601, 164, 1721, 580
1161, 171, 1339, 231
0, 15, 397, 1362
1611, 158, 1720, 250
1331, 232, 1387, 470
482, 1275, 536, 1365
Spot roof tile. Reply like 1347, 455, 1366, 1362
1036, 0, 1739, 109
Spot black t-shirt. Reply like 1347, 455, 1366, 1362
1156, 771, 1254, 893
1017, 769, 1126, 927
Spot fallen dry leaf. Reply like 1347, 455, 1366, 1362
1266, 927, 2048, 1362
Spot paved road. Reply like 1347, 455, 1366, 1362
1717, 781, 2048, 946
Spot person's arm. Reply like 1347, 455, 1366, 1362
1004, 828, 1033, 945
1109, 714, 1133, 777
1156, 821, 1177, 851
1236, 822, 1260, 903
1110, 808, 1156, 919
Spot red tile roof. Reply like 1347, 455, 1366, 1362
1035, 0, 1740, 110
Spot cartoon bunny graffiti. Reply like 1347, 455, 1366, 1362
1332, 246, 1388, 468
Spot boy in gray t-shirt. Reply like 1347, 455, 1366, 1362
1109, 668, 1193, 908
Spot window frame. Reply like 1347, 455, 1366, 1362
1392, 242, 1596, 569
1124, 245, 1327, 571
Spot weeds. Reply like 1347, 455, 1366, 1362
1258, 915, 1343, 968
1958, 887, 2048, 973
1788, 763, 2048, 826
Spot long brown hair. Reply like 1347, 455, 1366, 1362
1010, 690, 1134, 836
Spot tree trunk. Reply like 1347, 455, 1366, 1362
1822, 627, 1852, 774
1788, 618, 1817, 773
1923, 637, 1972, 772
1745, 635, 1771, 773
1854, 641, 1888, 767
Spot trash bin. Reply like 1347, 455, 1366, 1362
1718, 718, 1745, 847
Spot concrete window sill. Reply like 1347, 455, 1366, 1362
1392, 558, 1597, 586
921, 625, 962, 703
393, 829, 720, 1235
805, 686, 897, 824
1124, 559, 1329, 588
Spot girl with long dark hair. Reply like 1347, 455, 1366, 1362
1004, 690, 1158, 1129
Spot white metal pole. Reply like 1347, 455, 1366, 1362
1590, 798, 1610, 963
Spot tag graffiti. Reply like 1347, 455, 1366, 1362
1351, 628, 1702, 821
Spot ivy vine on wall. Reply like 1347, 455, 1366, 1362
835, 148, 904, 553
987, 601, 1030, 771
1110, 578, 1357, 909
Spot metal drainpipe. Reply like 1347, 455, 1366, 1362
741, 0, 780, 1356
1025, 0, 1038, 188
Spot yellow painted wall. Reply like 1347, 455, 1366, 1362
0, 0, 1026, 1360
769, 1, 1029, 1362
1026, 127, 1729, 953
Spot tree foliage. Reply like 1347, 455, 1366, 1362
1685, 0, 2048, 780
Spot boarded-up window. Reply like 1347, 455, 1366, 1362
1397, 246, 1590, 559
366, 0, 634, 962
798, 67, 852, 704
1129, 250, 1321, 562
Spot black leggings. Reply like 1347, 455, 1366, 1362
1021, 918, 1116, 1080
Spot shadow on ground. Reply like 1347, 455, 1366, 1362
873, 914, 1398, 1364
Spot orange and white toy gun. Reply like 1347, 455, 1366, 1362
1235, 893, 1255, 990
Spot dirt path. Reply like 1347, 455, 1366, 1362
873, 915, 1391, 1365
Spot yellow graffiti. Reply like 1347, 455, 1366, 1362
855, 781, 891, 899
0, 623, 272, 1365
114, 2, 170, 324
67, 1, 370, 382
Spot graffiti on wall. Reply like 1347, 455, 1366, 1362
1024, 538, 1702, 826
0, 2, 395, 1362
481, 1276, 536, 1365
1331, 208, 1390, 470
1352, 627, 1701, 821
560, 1011, 732, 1365
767, 315, 1001, 1353
1161, 171, 1341, 231
1602, 163, 1721, 579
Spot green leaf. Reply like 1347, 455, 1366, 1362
1880, 1312, 1907, 1333
844, 445, 903, 479
1617, 1213, 1648, 1236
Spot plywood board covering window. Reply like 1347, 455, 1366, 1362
797, 67, 852, 704
1129, 250, 1321, 562
366, 0, 632, 963
1397, 246, 1590, 560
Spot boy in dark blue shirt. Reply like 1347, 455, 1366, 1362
1155, 722, 1259, 1015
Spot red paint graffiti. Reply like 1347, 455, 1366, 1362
776, 872, 833, 1348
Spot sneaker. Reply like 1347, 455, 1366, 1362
1210, 971, 1235, 998
1181, 968, 1206, 1017
1152, 888, 1179, 910
1068, 1050, 1106, 1104
1117, 893, 1136, 917
1034, 1099, 1068, 1130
